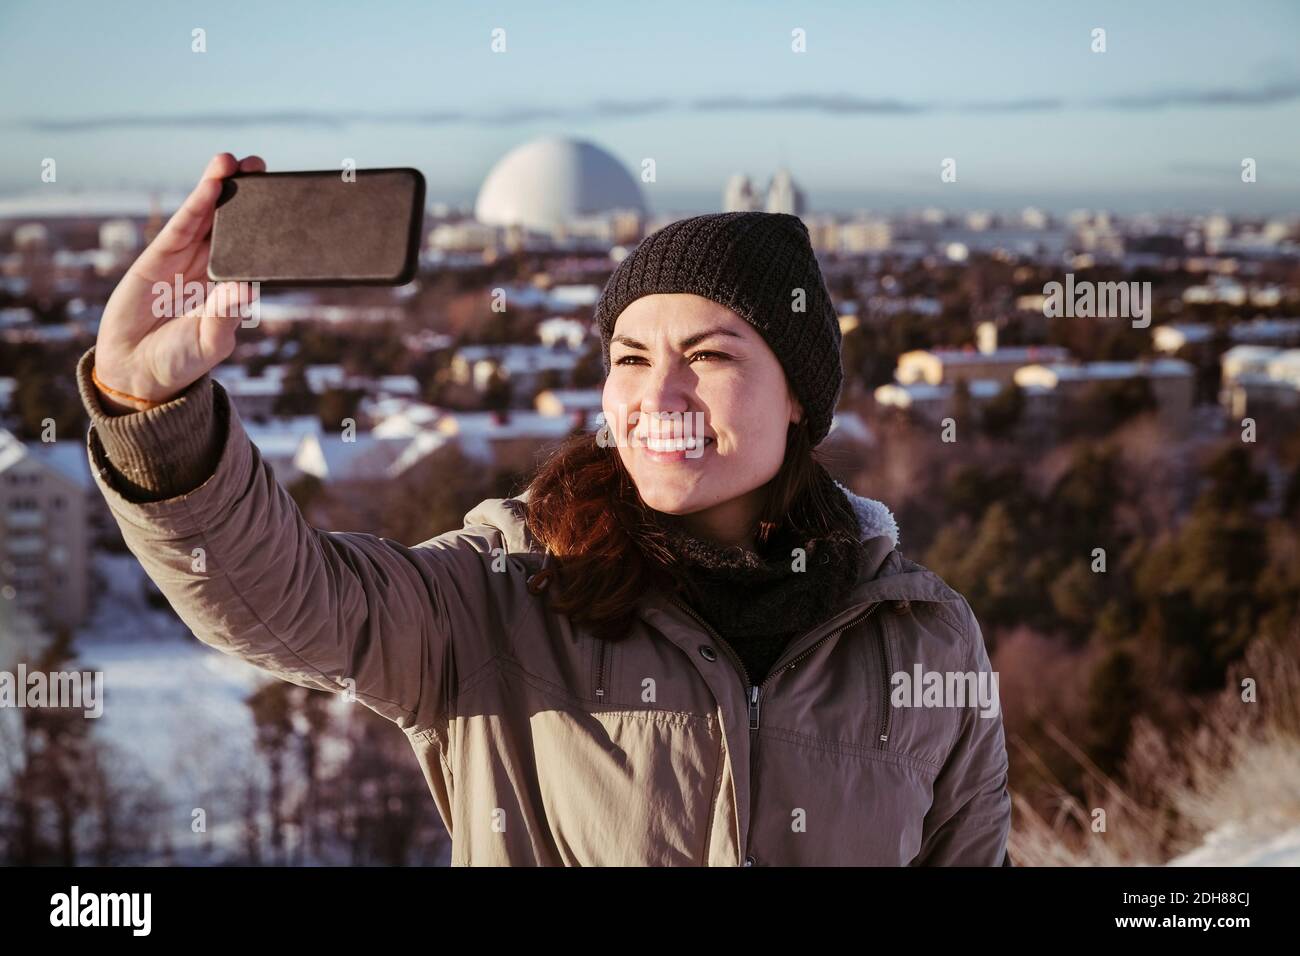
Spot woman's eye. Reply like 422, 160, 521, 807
613, 352, 726, 366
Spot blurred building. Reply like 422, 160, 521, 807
450, 344, 582, 400
895, 342, 1071, 388
1014, 359, 1196, 434
723, 174, 761, 212
1219, 345, 1300, 416
874, 378, 1007, 425
837, 217, 893, 254
242, 416, 324, 483
765, 168, 806, 216
722, 168, 807, 216
534, 388, 603, 423
536, 316, 593, 350
434, 411, 578, 474
0, 430, 93, 633
1154, 318, 1300, 355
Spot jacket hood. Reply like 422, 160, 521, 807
462, 482, 902, 580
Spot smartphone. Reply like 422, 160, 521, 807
208, 167, 426, 286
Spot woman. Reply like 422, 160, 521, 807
80, 153, 1011, 866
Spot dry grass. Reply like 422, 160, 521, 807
1007, 627, 1300, 866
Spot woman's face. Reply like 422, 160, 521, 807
602, 293, 802, 521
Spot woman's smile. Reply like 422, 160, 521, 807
636, 434, 714, 462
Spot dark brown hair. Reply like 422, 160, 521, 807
522, 418, 850, 640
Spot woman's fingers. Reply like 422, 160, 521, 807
158, 152, 236, 252
202, 279, 259, 324
131, 152, 238, 279
195, 280, 257, 365
174, 153, 267, 286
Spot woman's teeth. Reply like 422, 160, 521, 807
644, 436, 709, 451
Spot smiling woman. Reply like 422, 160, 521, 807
77, 165, 1010, 865
607, 296, 801, 540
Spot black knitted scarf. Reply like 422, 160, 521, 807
649, 469, 863, 685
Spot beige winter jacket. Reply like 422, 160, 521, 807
76, 347, 1011, 866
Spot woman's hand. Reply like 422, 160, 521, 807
92, 152, 265, 414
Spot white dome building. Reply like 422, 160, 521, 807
474, 137, 646, 234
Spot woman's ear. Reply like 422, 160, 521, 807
789, 391, 804, 425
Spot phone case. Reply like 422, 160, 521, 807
208, 167, 426, 286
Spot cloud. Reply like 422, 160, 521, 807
690, 94, 922, 114
14, 79, 1300, 132
21, 100, 681, 132
961, 97, 1065, 113
1098, 81, 1300, 110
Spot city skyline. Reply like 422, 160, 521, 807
2, 0, 1300, 215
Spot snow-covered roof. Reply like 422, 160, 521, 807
927, 345, 1071, 364
1153, 323, 1213, 348
1221, 345, 1282, 365
968, 379, 1005, 397
1233, 317, 1300, 342
536, 315, 592, 348
1266, 349, 1300, 387
243, 417, 323, 458
374, 375, 420, 397
826, 411, 875, 446
0, 430, 25, 473
1016, 358, 1194, 387
434, 410, 580, 462
456, 343, 581, 375
213, 363, 350, 394
294, 432, 441, 482
544, 285, 601, 309
219, 376, 283, 397
534, 388, 603, 413
439, 410, 580, 441
874, 382, 948, 406
369, 398, 445, 436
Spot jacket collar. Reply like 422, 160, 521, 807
461, 482, 954, 609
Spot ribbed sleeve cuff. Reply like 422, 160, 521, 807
75, 345, 226, 502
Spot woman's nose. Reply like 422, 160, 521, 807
638, 364, 692, 416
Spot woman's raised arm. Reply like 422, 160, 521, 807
77, 152, 491, 735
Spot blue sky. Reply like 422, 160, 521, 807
2, 0, 1299, 214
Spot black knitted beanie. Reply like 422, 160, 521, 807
594, 211, 843, 444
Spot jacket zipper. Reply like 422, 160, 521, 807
877, 618, 892, 747
668, 597, 882, 863
668, 598, 755, 866
595, 640, 608, 702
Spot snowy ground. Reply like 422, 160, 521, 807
1168, 822, 1300, 866
74, 551, 268, 862
76, 551, 265, 757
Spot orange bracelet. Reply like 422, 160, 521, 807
91, 365, 164, 410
